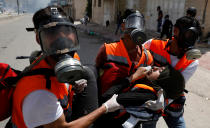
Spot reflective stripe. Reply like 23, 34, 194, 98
150, 51, 168, 65
143, 48, 148, 66
65, 83, 70, 91
107, 55, 129, 66
132, 84, 157, 93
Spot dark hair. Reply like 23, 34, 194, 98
174, 16, 196, 31
165, 15, 169, 19
32, 5, 70, 29
122, 9, 137, 19
187, 7, 197, 17
155, 65, 185, 99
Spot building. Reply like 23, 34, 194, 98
91, 0, 210, 38
71, 0, 87, 20
49, 0, 87, 21
92, 0, 117, 26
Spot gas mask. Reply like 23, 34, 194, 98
53, 53, 84, 84
36, 7, 85, 84
124, 11, 147, 45
175, 26, 201, 60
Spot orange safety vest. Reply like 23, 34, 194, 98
149, 39, 194, 72
100, 39, 153, 94
149, 39, 193, 117
11, 53, 79, 128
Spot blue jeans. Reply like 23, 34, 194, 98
164, 115, 186, 128
141, 116, 186, 128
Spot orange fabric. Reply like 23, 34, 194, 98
73, 52, 80, 61
149, 39, 171, 65
100, 40, 153, 94
133, 84, 157, 94
105, 40, 153, 70
12, 59, 74, 128
150, 39, 194, 72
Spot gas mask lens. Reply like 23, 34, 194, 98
125, 12, 146, 45
125, 14, 145, 31
39, 23, 79, 55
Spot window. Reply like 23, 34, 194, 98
98, 0, 101, 7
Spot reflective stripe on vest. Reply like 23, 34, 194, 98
150, 39, 194, 72
150, 39, 193, 117
11, 56, 78, 127
149, 39, 171, 66
105, 39, 153, 71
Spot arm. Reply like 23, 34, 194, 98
95, 44, 107, 68
117, 90, 156, 107
101, 66, 151, 101
181, 60, 198, 82
44, 94, 121, 128
44, 105, 107, 128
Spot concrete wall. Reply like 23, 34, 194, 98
92, 0, 104, 24
103, 0, 115, 25
91, 0, 210, 36
144, 0, 186, 31
73, 0, 87, 20
92, 0, 116, 25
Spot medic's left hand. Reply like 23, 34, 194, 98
143, 89, 164, 111
73, 79, 87, 93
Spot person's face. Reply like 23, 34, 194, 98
146, 66, 165, 81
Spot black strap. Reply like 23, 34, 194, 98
129, 63, 135, 76
4, 68, 55, 88
0, 65, 10, 81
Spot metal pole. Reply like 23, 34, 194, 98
17, 0, 19, 15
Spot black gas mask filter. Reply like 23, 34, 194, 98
124, 11, 147, 45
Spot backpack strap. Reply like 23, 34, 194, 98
4, 68, 55, 89
143, 46, 148, 66
0, 65, 10, 81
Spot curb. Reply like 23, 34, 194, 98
0, 14, 23, 22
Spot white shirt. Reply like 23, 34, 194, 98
22, 90, 63, 128
143, 39, 199, 82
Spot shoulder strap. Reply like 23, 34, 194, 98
143, 46, 148, 66
0, 65, 10, 81
4, 68, 55, 89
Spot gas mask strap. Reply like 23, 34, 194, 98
164, 40, 172, 50
22, 53, 47, 74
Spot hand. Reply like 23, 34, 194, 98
103, 94, 122, 113
144, 89, 164, 111
73, 79, 87, 93
130, 66, 151, 82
